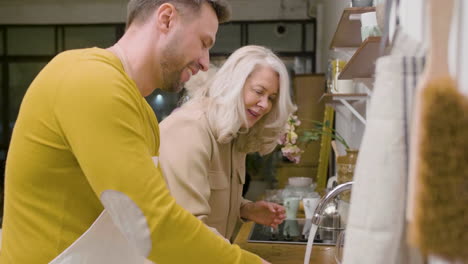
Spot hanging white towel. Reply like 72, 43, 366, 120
342, 33, 425, 264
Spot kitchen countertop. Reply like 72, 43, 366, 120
234, 222, 337, 264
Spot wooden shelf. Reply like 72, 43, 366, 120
320, 93, 368, 103
330, 7, 376, 49
320, 93, 369, 124
338, 36, 382, 79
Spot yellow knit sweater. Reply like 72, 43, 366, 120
0, 48, 261, 264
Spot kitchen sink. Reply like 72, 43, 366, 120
247, 218, 341, 246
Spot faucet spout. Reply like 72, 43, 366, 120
311, 182, 353, 225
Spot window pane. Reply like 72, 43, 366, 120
57, 26, 64, 52
145, 90, 181, 122
8, 62, 47, 127
248, 23, 302, 52
0, 28, 3, 55
0, 63, 3, 145
306, 23, 315, 52
64, 26, 116, 50
211, 24, 241, 54
7, 27, 56, 55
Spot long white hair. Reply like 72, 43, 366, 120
183, 45, 296, 155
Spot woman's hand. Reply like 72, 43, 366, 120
240, 201, 286, 228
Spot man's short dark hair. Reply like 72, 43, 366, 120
127, 0, 231, 27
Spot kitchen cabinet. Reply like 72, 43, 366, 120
275, 74, 326, 188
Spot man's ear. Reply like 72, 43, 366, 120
155, 3, 178, 33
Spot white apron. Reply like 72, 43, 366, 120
49, 210, 146, 264
49, 155, 160, 264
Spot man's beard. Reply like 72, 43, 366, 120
159, 39, 186, 93
160, 61, 185, 92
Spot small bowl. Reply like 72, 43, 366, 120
288, 177, 313, 187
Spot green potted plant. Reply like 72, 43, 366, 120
278, 114, 355, 160
278, 114, 358, 199
299, 120, 351, 151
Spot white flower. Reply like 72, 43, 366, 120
277, 112, 304, 164
288, 131, 298, 144
280, 144, 303, 164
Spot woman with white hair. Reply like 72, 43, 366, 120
159, 45, 297, 240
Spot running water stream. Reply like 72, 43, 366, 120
303, 224, 319, 264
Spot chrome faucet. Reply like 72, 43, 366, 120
311, 181, 353, 225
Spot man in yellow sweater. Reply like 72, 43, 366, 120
0, 1, 269, 263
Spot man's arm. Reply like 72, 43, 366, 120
55, 60, 263, 264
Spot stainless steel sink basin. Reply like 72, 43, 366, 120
247, 218, 341, 246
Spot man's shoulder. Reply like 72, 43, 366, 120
52, 48, 119, 70
55, 47, 111, 58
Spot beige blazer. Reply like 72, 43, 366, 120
159, 102, 251, 240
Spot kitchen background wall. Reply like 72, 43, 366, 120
399, 0, 467, 95
0, 0, 319, 209
2, 0, 464, 129
0, 0, 314, 24
316, 0, 366, 156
